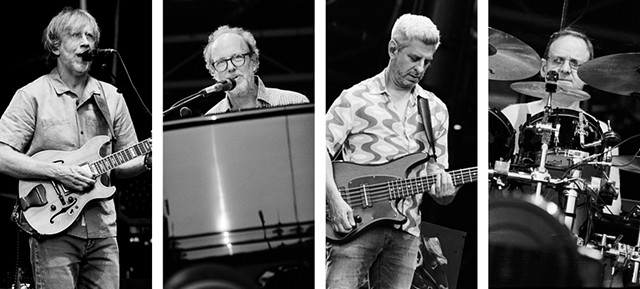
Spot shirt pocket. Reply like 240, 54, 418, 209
35, 117, 77, 150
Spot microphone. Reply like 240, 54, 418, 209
545, 70, 558, 93
200, 79, 236, 95
577, 111, 588, 147
80, 48, 117, 61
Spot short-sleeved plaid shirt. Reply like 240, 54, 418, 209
326, 69, 450, 237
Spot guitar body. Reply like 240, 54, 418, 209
327, 153, 429, 243
19, 135, 116, 235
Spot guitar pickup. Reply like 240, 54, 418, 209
19, 184, 49, 210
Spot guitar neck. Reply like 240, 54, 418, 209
88, 138, 152, 175
347, 167, 478, 205
390, 167, 477, 199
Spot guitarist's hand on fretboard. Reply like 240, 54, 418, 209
54, 163, 96, 192
426, 161, 458, 205
327, 189, 356, 234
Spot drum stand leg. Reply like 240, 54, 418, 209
532, 142, 551, 198
562, 170, 582, 232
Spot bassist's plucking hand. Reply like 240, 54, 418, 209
326, 152, 355, 233
327, 189, 355, 233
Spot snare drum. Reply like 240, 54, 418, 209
517, 108, 604, 170
489, 108, 516, 168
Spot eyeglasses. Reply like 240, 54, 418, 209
212, 52, 252, 72
549, 56, 583, 70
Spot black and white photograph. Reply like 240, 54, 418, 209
489, 0, 640, 287
325, 1, 477, 289
162, 1, 314, 288
0, 1, 152, 288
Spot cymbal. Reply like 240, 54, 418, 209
510, 81, 591, 102
489, 27, 541, 81
612, 155, 640, 174
578, 53, 640, 96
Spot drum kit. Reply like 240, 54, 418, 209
488, 27, 640, 286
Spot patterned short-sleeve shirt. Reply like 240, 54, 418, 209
326, 69, 450, 237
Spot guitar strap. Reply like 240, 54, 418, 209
94, 81, 117, 142
418, 96, 437, 161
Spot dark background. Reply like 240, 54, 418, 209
0, 1, 152, 288
163, 0, 314, 121
489, 0, 640, 202
327, 1, 478, 288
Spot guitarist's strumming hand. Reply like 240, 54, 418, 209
54, 164, 95, 192
426, 160, 458, 205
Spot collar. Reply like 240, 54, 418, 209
49, 69, 102, 103
372, 68, 422, 106
254, 76, 271, 104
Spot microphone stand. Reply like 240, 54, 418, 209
162, 90, 209, 118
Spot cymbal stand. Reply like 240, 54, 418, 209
530, 72, 559, 199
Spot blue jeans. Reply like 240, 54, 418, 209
326, 226, 419, 289
29, 235, 119, 289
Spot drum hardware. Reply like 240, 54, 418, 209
529, 70, 561, 199
488, 27, 542, 81
562, 169, 582, 230
624, 205, 640, 221
589, 233, 640, 284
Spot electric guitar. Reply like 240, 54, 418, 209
326, 153, 477, 243
18, 135, 152, 236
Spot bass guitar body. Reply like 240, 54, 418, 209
326, 153, 429, 243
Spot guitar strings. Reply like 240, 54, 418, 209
340, 168, 477, 207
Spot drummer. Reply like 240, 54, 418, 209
500, 27, 622, 221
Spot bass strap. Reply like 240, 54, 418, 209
418, 96, 437, 161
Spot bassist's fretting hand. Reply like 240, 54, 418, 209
326, 153, 355, 233
426, 160, 458, 205
54, 164, 95, 192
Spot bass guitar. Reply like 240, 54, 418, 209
326, 153, 476, 243
18, 135, 152, 235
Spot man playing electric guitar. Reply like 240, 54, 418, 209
326, 14, 462, 289
0, 8, 150, 289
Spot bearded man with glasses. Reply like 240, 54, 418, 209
202, 25, 309, 115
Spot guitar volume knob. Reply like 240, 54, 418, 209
354, 215, 362, 223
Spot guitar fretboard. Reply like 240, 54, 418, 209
389, 167, 477, 199
342, 167, 478, 207
89, 138, 152, 175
